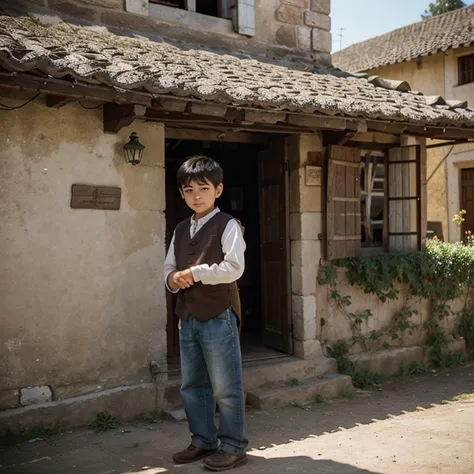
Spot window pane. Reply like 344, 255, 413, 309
459, 54, 474, 85
360, 154, 386, 248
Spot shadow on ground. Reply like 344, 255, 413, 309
1, 364, 473, 474
248, 363, 474, 449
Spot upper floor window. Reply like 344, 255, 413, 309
149, 0, 255, 36
150, 0, 232, 19
458, 53, 474, 85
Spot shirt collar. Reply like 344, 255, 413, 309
190, 207, 220, 227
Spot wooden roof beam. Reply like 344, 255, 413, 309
103, 103, 147, 133
286, 114, 347, 130
45, 94, 74, 109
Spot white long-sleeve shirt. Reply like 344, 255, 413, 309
164, 207, 246, 293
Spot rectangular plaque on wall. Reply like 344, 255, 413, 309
305, 166, 322, 186
71, 184, 121, 210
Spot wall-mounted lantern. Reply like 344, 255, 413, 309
123, 132, 145, 165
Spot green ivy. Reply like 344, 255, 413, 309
319, 240, 474, 371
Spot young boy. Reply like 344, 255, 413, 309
164, 155, 248, 471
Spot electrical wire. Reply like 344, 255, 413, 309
0, 92, 40, 111
78, 101, 103, 110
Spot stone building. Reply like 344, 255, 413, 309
1, 0, 474, 429
333, 5, 474, 242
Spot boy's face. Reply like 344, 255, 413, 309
180, 179, 223, 218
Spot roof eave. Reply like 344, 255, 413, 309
2, 71, 474, 141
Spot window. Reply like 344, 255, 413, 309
149, 0, 233, 19
360, 152, 386, 249
149, 0, 255, 36
458, 53, 474, 85
326, 145, 421, 260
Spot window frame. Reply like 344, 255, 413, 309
149, 0, 232, 20
458, 52, 474, 86
148, 0, 255, 36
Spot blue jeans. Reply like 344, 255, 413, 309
179, 309, 248, 455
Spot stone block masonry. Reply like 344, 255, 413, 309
311, 0, 330, 15
287, 134, 325, 360
276, 0, 332, 53
20, 386, 53, 406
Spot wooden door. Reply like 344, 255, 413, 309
462, 168, 474, 237
258, 140, 292, 354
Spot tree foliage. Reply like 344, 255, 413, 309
422, 0, 467, 19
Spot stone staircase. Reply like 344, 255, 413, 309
165, 351, 353, 411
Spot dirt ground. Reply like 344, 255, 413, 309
1, 363, 474, 474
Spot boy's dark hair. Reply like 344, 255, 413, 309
177, 155, 223, 189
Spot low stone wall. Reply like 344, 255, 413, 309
315, 268, 468, 358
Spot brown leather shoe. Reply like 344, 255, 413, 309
172, 444, 217, 464
203, 450, 248, 471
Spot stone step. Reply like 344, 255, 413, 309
246, 373, 353, 411
243, 354, 337, 394
164, 354, 338, 408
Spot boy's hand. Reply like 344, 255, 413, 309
171, 269, 194, 289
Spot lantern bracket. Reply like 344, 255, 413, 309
103, 103, 147, 133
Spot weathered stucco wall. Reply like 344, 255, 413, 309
368, 49, 474, 243
367, 54, 446, 97
0, 98, 166, 410
426, 144, 449, 240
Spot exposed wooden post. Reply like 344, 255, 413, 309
45, 95, 74, 109
103, 104, 146, 133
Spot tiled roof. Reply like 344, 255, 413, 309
333, 5, 474, 73
1, 15, 474, 128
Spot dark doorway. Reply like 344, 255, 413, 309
462, 168, 474, 239
165, 137, 290, 365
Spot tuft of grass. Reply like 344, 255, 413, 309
352, 369, 386, 389
407, 361, 430, 375
0, 421, 62, 447
288, 377, 302, 387
314, 394, 326, 404
90, 411, 119, 433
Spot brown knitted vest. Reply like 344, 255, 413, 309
174, 212, 242, 322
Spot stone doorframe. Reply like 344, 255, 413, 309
287, 134, 326, 360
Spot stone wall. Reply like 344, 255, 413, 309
287, 134, 325, 359
9, 0, 331, 63
272, 0, 331, 54
315, 269, 466, 356
0, 95, 167, 413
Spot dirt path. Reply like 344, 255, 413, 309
2, 363, 474, 474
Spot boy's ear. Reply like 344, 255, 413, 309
179, 188, 185, 199
215, 183, 223, 198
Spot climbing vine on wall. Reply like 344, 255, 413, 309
318, 238, 474, 369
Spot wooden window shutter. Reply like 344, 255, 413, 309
234, 0, 255, 36
387, 145, 421, 252
326, 145, 362, 260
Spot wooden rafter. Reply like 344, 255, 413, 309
1, 72, 474, 140
103, 103, 146, 133
45, 95, 74, 109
